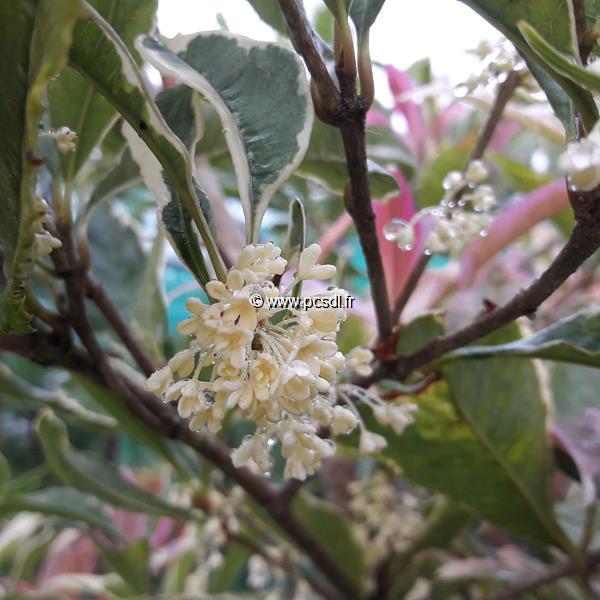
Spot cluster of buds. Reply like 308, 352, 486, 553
32, 195, 61, 257
558, 120, 600, 191
49, 126, 78, 154
146, 242, 385, 481
459, 39, 522, 94
384, 160, 496, 256
349, 472, 423, 569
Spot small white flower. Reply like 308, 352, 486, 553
346, 347, 374, 377
297, 243, 337, 281
359, 430, 387, 454
464, 160, 489, 184
53, 126, 78, 154
442, 171, 465, 193
558, 128, 600, 191
332, 406, 359, 435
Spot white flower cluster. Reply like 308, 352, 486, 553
50, 126, 78, 154
349, 472, 423, 569
337, 385, 418, 455
32, 195, 62, 257
558, 120, 600, 191
384, 160, 495, 256
146, 242, 375, 480
459, 39, 521, 94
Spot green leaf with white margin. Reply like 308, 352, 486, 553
0, 487, 122, 540
439, 307, 600, 368
36, 410, 192, 519
459, 0, 598, 135
138, 32, 314, 242
69, 3, 226, 283
0, 0, 84, 334
48, 0, 157, 180
297, 119, 399, 200
520, 20, 600, 97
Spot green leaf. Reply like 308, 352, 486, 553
245, 0, 289, 36
297, 120, 399, 200
48, 0, 157, 180
69, 3, 225, 283
155, 84, 205, 155
0, 0, 83, 334
0, 361, 116, 430
0, 453, 9, 501
550, 362, 600, 419
96, 539, 150, 594
520, 20, 600, 97
68, 373, 193, 478
138, 32, 314, 242
292, 492, 366, 590
349, 0, 385, 45
209, 543, 250, 594
459, 0, 598, 134
441, 307, 600, 368
415, 146, 470, 208
379, 325, 569, 547
82, 146, 141, 220
0, 487, 122, 540
282, 197, 307, 264
493, 154, 552, 192
36, 410, 191, 519
396, 312, 445, 357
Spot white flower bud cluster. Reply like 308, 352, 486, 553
50, 126, 78, 154
32, 195, 62, 257
459, 39, 521, 94
384, 160, 495, 256
146, 242, 374, 481
337, 385, 418, 456
557, 121, 600, 191
349, 472, 423, 568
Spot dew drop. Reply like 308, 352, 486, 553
383, 219, 410, 242
402, 244, 413, 252
424, 248, 433, 256
479, 229, 489, 237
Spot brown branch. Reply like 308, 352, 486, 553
47, 223, 357, 600
276, 0, 340, 114
470, 70, 520, 162
277, 0, 393, 340
489, 549, 600, 600
85, 274, 157, 377
392, 188, 600, 379
340, 119, 394, 339
391, 253, 430, 324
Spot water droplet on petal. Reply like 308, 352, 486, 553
479, 229, 489, 237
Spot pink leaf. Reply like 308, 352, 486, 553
459, 180, 569, 288
385, 65, 426, 161
374, 170, 428, 306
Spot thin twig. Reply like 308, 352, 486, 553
48, 224, 358, 600
277, 0, 394, 341
489, 549, 600, 600
85, 274, 157, 377
391, 71, 521, 327
391, 253, 430, 324
340, 120, 394, 339
276, 0, 340, 114
393, 191, 600, 379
